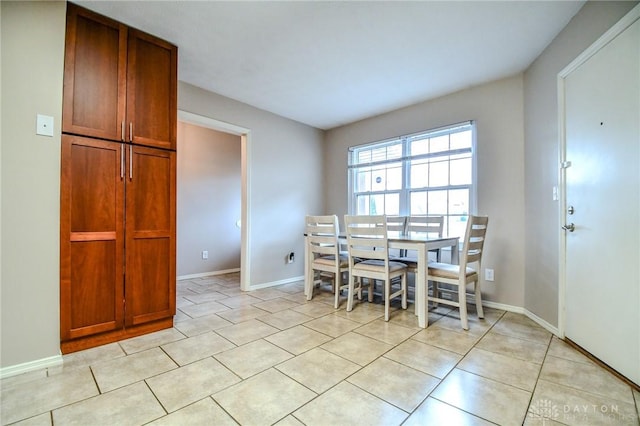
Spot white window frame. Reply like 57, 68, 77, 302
348, 121, 477, 238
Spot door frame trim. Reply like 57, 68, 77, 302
557, 4, 640, 339
178, 110, 252, 292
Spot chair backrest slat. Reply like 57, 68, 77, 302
459, 215, 489, 270
407, 215, 444, 237
344, 215, 389, 263
305, 215, 340, 260
386, 216, 407, 234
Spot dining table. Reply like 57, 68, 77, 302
304, 231, 459, 329
388, 232, 459, 328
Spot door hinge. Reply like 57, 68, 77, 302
561, 161, 572, 169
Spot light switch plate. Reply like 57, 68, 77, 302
36, 114, 54, 137
485, 268, 495, 282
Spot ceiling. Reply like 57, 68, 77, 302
77, 1, 585, 130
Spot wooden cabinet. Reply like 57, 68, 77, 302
60, 136, 176, 352
126, 30, 177, 150
125, 145, 176, 326
63, 3, 177, 150
60, 3, 177, 353
60, 136, 125, 341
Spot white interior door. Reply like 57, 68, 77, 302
563, 16, 639, 385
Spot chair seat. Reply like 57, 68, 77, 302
353, 259, 407, 273
428, 262, 477, 279
313, 254, 349, 268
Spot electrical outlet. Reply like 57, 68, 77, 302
485, 268, 494, 282
286, 252, 295, 264
202, 250, 208, 260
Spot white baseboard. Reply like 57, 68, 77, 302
249, 275, 304, 291
482, 300, 526, 314
524, 308, 560, 336
177, 268, 240, 280
0, 354, 63, 380
480, 300, 559, 336
179, 270, 302, 291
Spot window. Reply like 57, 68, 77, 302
348, 121, 476, 239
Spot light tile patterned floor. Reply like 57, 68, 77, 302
1, 273, 639, 425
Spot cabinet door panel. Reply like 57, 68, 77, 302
61, 136, 124, 341
68, 241, 120, 338
125, 146, 176, 325
127, 29, 177, 150
70, 144, 120, 232
63, 3, 126, 141
126, 238, 172, 325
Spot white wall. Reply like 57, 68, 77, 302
178, 82, 325, 287
523, 0, 638, 326
1, 1, 66, 368
325, 75, 526, 308
177, 122, 241, 277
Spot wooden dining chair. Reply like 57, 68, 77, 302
385, 215, 407, 258
427, 215, 489, 330
394, 215, 444, 284
344, 215, 408, 321
305, 215, 349, 308
407, 215, 444, 260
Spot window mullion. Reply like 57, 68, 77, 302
400, 137, 410, 216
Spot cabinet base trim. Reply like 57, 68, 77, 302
61, 317, 174, 354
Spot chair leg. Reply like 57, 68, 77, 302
413, 270, 418, 315
459, 282, 468, 330
368, 278, 374, 302
432, 281, 439, 308
346, 274, 355, 312
334, 271, 341, 309
474, 280, 484, 319
306, 270, 315, 301
384, 280, 390, 321
401, 273, 407, 310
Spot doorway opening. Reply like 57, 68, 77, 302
177, 110, 251, 291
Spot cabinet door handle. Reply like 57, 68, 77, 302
120, 143, 125, 179
129, 145, 133, 180
121, 122, 125, 141
129, 122, 133, 142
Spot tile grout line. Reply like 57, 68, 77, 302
413, 309, 506, 425
256, 300, 424, 423
5, 276, 633, 425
